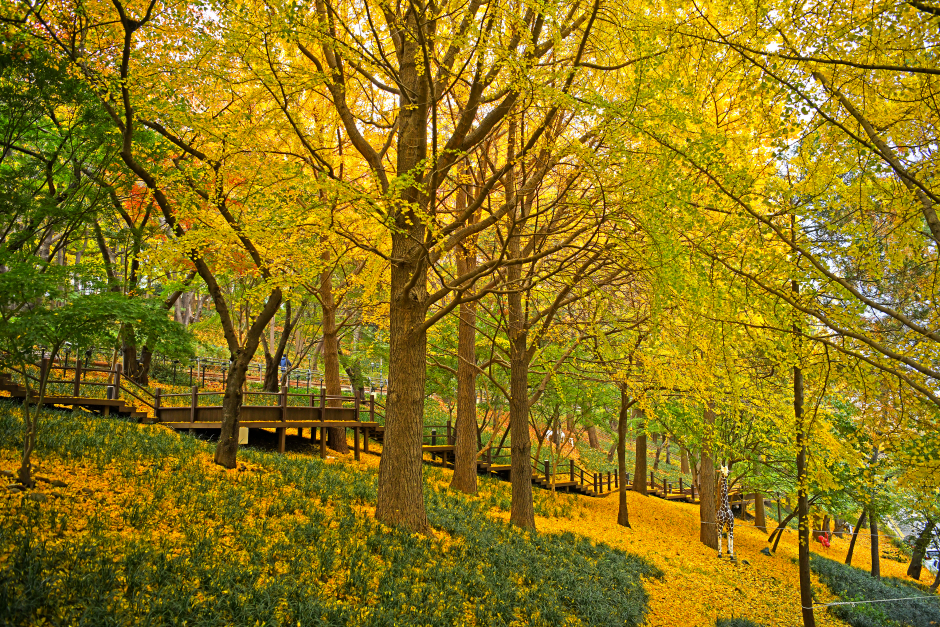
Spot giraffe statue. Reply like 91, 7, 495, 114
717, 464, 735, 559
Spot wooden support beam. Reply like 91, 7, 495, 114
277, 385, 287, 454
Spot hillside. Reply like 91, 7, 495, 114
0, 405, 935, 627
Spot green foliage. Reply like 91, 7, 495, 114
810, 554, 940, 627
716, 619, 765, 627
0, 403, 662, 626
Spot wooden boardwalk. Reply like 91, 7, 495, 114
1, 362, 728, 504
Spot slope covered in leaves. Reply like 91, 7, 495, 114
0, 404, 932, 627
0, 404, 659, 627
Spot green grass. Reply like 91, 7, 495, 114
810, 554, 940, 627
0, 402, 661, 626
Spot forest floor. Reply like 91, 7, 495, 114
0, 404, 933, 627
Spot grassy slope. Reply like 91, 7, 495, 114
0, 404, 935, 627
0, 403, 658, 627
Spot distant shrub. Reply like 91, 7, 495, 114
811, 554, 940, 627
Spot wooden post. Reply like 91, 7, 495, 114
319, 386, 326, 459
114, 363, 122, 400
663, 476, 667, 494
365, 393, 374, 453
190, 386, 198, 423
39, 356, 49, 391
614, 470, 618, 489
607, 471, 612, 492
544, 459, 550, 480
447, 419, 452, 445
650, 470, 655, 491
154, 388, 161, 422
580, 468, 584, 486
431, 429, 437, 446
594, 473, 599, 494
569, 459, 574, 482
73, 361, 82, 397
691, 482, 696, 501
277, 385, 287, 454
353, 388, 360, 461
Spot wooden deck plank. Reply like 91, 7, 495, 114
162, 421, 369, 429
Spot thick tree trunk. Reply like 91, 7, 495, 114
846, 509, 867, 566
754, 493, 767, 532
450, 244, 478, 494
507, 282, 534, 528
214, 290, 281, 468
870, 512, 881, 579
932, 568, 940, 592
320, 271, 349, 454
633, 408, 648, 495
700, 406, 718, 550
375, 229, 430, 531
373, 17, 433, 532
587, 425, 600, 450
617, 388, 631, 528
908, 519, 936, 580
794, 362, 816, 627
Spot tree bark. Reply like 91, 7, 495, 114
617, 388, 632, 528
754, 493, 767, 532
846, 509, 867, 566
214, 290, 283, 468
870, 511, 881, 579
633, 408, 648, 495
320, 270, 349, 454
680, 447, 690, 474
507, 247, 534, 528
908, 518, 937, 580
450, 241, 479, 494
932, 568, 940, 592
700, 405, 718, 549
587, 425, 600, 450
794, 361, 816, 627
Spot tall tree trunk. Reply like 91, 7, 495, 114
754, 493, 767, 532
846, 509, 867, 566
320, 271, 349, 454
587, 425, 600, 450
700, 405, 718, 549
632, 408, 648, 495
907, 519, 937, 580
870, 511, 881, 579
794, 360, 816, 627
214, 290, 283, 468
507, 273, 534, 528
932, 568, 940, 592
680, 448, 690, 474
450, 239, 478, 494
617, 388, 632, 528
372, 13, 433, 532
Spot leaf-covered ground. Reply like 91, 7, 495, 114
0, 403, 932, 627
0, 403, 658, 627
